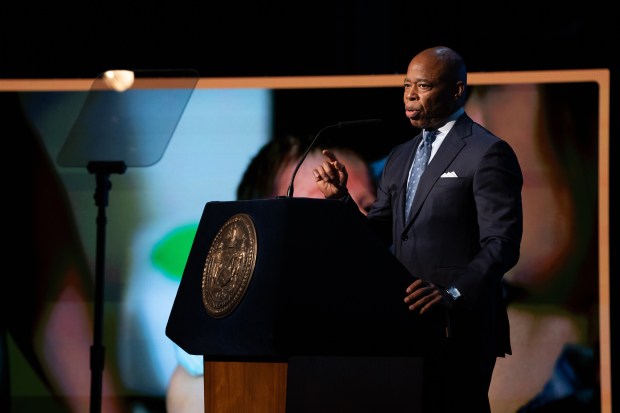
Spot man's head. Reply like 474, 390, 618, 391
403, 46, 467, 130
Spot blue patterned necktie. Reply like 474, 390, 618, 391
405, 130, 435, 221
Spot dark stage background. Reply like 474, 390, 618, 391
0, 2, 617, 78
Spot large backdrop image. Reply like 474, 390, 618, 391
0, 2, 615, 413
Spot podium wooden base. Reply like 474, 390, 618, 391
203, 361, 287, 413
203, 357, 423, 413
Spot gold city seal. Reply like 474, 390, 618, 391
202, 213, 258, 318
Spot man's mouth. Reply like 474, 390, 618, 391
405, 107, 421, 118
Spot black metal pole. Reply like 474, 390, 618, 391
87, 161, 126, 413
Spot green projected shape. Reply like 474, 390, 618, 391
151, 223, 199, 281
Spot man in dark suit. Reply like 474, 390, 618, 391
312, 46, 523, 413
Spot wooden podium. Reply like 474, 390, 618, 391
166, 198, 434, 412
202, 360, 287, 413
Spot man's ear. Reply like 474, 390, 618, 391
455, 81, 465, 100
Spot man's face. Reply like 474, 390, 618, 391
273, 149, 376, 214
403, 54, 461, 130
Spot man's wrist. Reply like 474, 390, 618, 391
326, 189, 349, 201
338, 191, 350, 202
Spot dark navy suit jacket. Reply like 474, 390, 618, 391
366, 113, 523, 358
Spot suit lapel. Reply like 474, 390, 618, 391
405, 116, 472, 226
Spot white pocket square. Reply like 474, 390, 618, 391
440, 171, 458, 178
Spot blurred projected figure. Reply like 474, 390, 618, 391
115, 88, 270, 411
1, 93, 128, 412
465, 83, 600, 413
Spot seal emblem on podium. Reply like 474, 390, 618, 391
202, 213, 258, 318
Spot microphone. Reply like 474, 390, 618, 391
285, 119, 382, 198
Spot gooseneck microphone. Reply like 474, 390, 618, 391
285, 119, 382, 198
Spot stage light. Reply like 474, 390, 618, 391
103, 70, 135, 92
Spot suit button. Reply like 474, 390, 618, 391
401, 234, 408, 241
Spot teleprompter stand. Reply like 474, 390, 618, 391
167, 197, 443, 413
86, 160, 126, 413
57, 69, 198, 413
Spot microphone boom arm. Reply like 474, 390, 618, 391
285, 118, 381, 198
286, 123, 337, 198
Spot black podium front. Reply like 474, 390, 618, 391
166, 197, 431, 412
